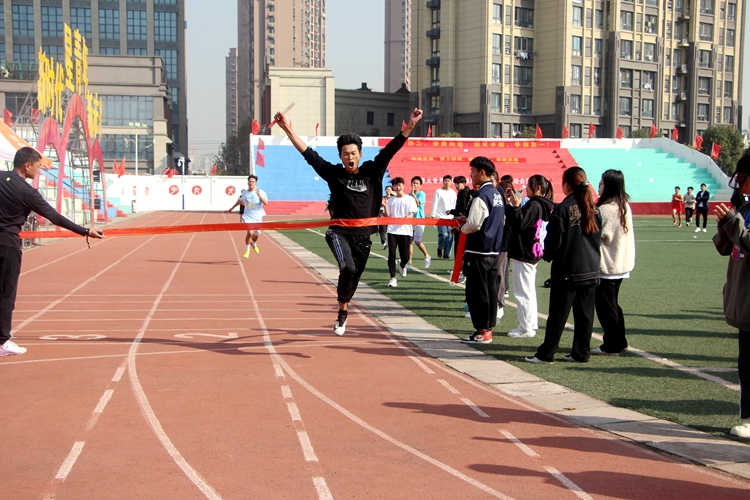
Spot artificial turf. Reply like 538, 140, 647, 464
281, 217, 744, 438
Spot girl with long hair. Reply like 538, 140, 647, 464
526, 166, 602, 363
505, 174, 555, 338
592, 169, 635, 355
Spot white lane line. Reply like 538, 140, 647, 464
460, 398, 490, 418
54, 442, 86, 480
281, 385, 293, 399
437, 379, 460, 394
93, 389, 114, 414
287, 402, 303, 422
112, 364, 127, 382
499, 430, 540, 458
312, 477, 334, 500
408, 354, 435, 374
127, 228, 223, 500
297, 431, 320, 462
273, 362, 285, 378
543, 466, 593, 500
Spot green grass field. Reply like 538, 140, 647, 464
281, 218, 743, 438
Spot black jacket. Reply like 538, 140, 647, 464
448, 186, 472, 217
302, 133, 406, 235
0, 170, 88, 249
543, 193, 602, 285
506, 196, 555, 263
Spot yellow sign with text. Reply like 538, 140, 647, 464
37, 24, 102, 139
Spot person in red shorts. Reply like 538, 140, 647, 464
671, 186, 684, 227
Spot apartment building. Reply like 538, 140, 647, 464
411, 0, 743, 140
385, 0, 412, 92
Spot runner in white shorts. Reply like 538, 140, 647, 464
238, 175, 268, 258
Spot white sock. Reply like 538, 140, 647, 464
251, 241, 256, 247
246, 245, 251, 251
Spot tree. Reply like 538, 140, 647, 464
629, 128, 651, 138
213, 118, 253, 176
700, 125, 744, 175
440, 131, 461, 138
521, 126, 536, 138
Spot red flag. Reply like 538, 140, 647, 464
562, 124, 569, 139
251, 119, 261, 135
535, 124, 542, 139
31, 108, 40, 123
711, 142, 722, 159
209, 164, 217, 175
4, 109, 12, 127
616, 127, 623, 140
650, 123, 657, 138
118, 157, 126, 178
401, 120, 407, 132
113, 160, 120, 175
672, 126, 679, 141
315, 122, 320, 136
257, 138, 265, 150
427, 126, 432, 137
588, 123, 596, 139
167, 168, 174, 178
256, 151, 265, 167
694, 134, 703, 150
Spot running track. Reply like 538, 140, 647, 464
2, 211, 748, 499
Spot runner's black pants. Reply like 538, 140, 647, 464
0, 245, 22, 344
325, 229, 372, 304
387, 233, 410, 278
695, 208, 709, 229
739, 330, 750, 419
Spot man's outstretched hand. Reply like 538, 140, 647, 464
408, 108, 423, 128
274, 111, 291, 132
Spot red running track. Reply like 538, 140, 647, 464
1, 211, 748, 499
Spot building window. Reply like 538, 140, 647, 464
594, 67, 601, 86
127, 10, 148, 41
514, 66, 532, 86
430, 95, 440, 114
699, 50, 712, 68
620, 68, 633, 88
387, 113, 394, 127
42, 45, 64, 61
491, 123, 502, 138
100, 95, 154, 126
643, 71, 655, 90
430, 66, 439, 86
594, 38, 603, 55
504, 95, 510, 113
619, 97, 632, 116
570, 124, 582, 138
595, 9, 603, 29
699, 23, 713, 41
154, 11, 177, 43
724, 107, 733, 124
593, 96, 601, 116
586, 8, 592, 28
725, 55, 734, 72
571, 65, 582, 86
571, 94, 581, 114
493, 34, 502, 55
12, 4, 34, 37
366, 111, 374, 125
728, 2, 737, 21
643, 43, 655, 62
726, 29, 735, 46
572, 6, 583, 26
491, 93, 501, 112
700, 0, 714, 14
672, 75, 681, 93
41, 6, 63, 38
672, 102, 679, 121
621, 39, 633, 59
100, 47, 120, 55
620, 11, 633, 31
154, 0, 178, 4
642, 99, 654, 118
724, 81, 733, 99
155, 49, 178, 79
128, 48, 148, 55
13, 44, 34, 64
492, 63, 501, 84
697, 103, 709, 121
572, 36, 582, 56
515, 7, 533, 28
645, 15, 658, 34
70, 8, 92, 39
513, 95, 532, 114
99, 9, 120, 40
698, 77, 711, 95
493, 3, 502, 23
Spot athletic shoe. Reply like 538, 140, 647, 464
678, 223, 682, 228
461, 331, 492, 344
458, 273, 466, 284
496, 307, 504, 320
388, 278, 398, 287
730, 420, 750, 438
562, 354, 587, 363
406, 264, 413, 270
507, 328, 536, 338
464, 312, 471, 318
382, 242, 388, 250
424, 256, 432, 269
703, 228, 707, 232
400, 266, 407, 277
437, 251, 443, 258
504, 292, 510, 298
695, 227, 701, 232
253, 244, 260, 253
686, 222, 690, 226
333, 320, 346, 336
443, 255, 451, 260
673, 220, 676, 225
524, 356, 552, 364
591, 347, 619, 356
243, 250, 250, 259
0, 340, 26, 356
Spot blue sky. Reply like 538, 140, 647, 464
186, 0, 750, 159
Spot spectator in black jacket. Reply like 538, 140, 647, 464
0, 147, 103, 357
275, 108, 423, 336
526, 166, 602, 364
695, 183, 710, 232
448, 175, 471, 269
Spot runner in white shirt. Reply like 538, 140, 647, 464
431, 174, 457, 259
236, 175, 268, 257
386, 177, 417, 287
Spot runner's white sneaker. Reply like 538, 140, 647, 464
388, 278, 398, 287
333, 320, 346, 336
0, 340, 27, 356
424, 256, 431, 269
730, 419, 750, 438
400, 266, 407, 277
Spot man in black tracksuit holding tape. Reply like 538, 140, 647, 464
275, 108, 423, 335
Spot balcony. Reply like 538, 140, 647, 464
679, 39, 690, 47
678, 11, 691, 20
1, 61, 39, 81
426, 28, 441, 38
515, 50, 533, 60
426, 56, 440, 66
677, 64, 688, 74
426, 0, 440, 8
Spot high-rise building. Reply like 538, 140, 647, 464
385, 0, 412, 93
237, 0, 326, 130
0, 0, 187, 164
412, 0, 743, 141
226, 48, 238, 141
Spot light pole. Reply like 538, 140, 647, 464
128, 122, 149, 213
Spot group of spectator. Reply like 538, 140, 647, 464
671, 184, 710, 232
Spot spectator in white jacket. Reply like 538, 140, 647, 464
431, 175, 457, 259
593, 169, 636, 355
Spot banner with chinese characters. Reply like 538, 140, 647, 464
37, 24, 102, 139
405, 156, 526, 163
396, 139, 561, 149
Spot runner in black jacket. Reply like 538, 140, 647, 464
0, 147, 103, 356
275, 108, 423, 336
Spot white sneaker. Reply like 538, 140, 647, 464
695, 227, 701, 232
464, 312, 472, 318
424, 256, 431, 269
507, 328, 536, 338
388, 278, 398, 287
382, 242, 388, 250
0, 339, 27, 356
730, 419, 750, 438
496, 307, 504, 320
406, 264, 413, 270
702, 228, 707, 232
333, 320, 346, 336
400, 266, 407, 277
524, 356, 552, 364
